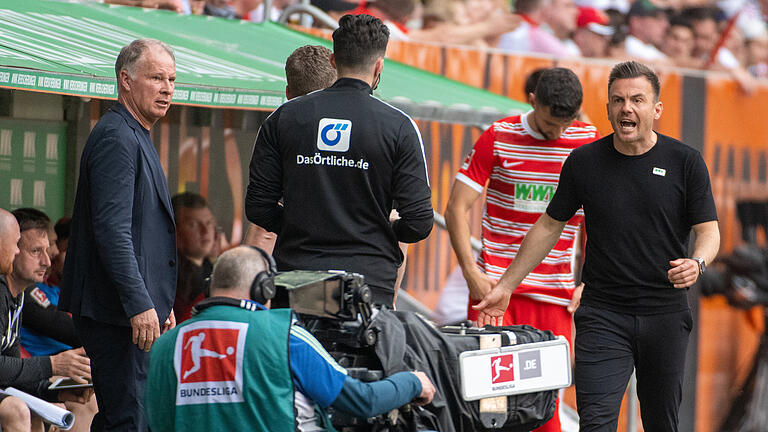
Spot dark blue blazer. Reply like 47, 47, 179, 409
60, 103, 177, 327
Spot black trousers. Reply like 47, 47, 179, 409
573, 305, 692, 432
73, 316, 150, 432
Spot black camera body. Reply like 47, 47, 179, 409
275, 270, 422, 430
275, 270, 563, 432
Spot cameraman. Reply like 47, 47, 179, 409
145, 246, 435, 431
245, 14, 433, 307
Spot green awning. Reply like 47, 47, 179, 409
0, 0, 528, 120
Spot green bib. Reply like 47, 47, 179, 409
146, 306, 295, 432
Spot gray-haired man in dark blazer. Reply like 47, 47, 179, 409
61, 38, 178, 432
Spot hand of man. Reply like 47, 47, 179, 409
472, 286, 511, 327
162, 309, 176, 334
668, 258, 700, 289
131, 308, 160, 352
567, 283, 584, 313
58, 387, 94, 405
410, 371, 435, 406
465, 269, 496, 301
50, 348, 91, 383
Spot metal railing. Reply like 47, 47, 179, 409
261, 0, 339, 29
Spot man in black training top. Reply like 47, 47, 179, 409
245, 14, 433, 307
474, 61, 720, 431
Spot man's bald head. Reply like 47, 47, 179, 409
209, 246, 268, 299
0, 209, 21, 276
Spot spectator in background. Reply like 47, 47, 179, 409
413, 0, 522, 46
461, 0, 515, 46
725, 25, 747, 66
348, 0, 416, 39
47, 218, 70, 288
497, 0, 574, 56
421, 0, 464, 30
314, 0, 522, 47
685, 7, 757, 92
573, 6, 614, 57
608, 25, 629, 58
625, 0, 669, 61
188, 0, 205, 14
746, 30, 768, 77
686, 7, 738, 67
663, 15, 700, 68
230, 0, 262, 19
172, 193, 216, 322
545, 0, 582, 56
575, 0, 631, 15
239, 0, 296, 21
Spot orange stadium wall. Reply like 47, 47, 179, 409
67, 45, 768, 431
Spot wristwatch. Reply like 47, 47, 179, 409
692, 257, 706, 275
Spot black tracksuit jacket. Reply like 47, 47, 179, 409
246, 78, 433, 296
0, 276, 57, 401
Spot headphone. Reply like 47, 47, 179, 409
248, 246, 278, 304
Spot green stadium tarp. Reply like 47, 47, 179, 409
0, 0, 527, 121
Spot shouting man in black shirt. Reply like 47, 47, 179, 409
246, 14, 433, 306
474, 61, 720, 431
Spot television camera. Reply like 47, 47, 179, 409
275, 270, 572, 431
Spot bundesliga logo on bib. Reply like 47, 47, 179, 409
174, 321, 248, 405
317, 118, 352, 152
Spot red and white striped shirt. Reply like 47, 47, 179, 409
457, 112, 598, 306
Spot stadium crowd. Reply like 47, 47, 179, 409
91, 0, 768, 83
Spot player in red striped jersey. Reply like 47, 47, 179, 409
445, 68, 597, 432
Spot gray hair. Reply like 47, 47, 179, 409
114, 39, 175, 80
209, 246, 267, 294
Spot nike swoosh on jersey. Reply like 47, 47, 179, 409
502, 160, 524, 168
